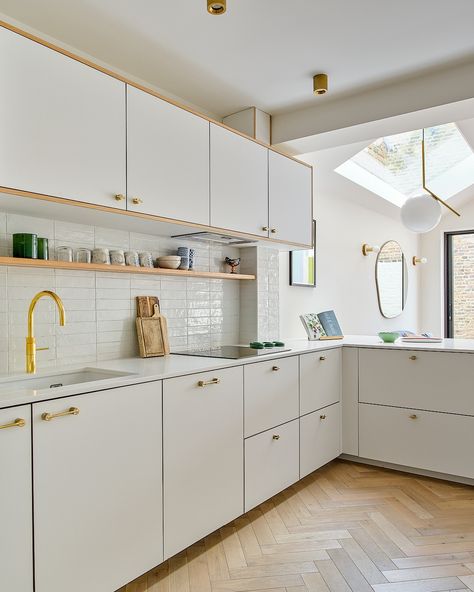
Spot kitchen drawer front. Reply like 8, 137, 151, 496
300, 403, 341, 478
163, 366, 244, 559
359, 403, 474, 479
300, 348, 341, 416
244, 355, 299, 437
359, 348, 474, 416
245, 419, 299, 511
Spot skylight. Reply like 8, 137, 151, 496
335, 123, 474, 208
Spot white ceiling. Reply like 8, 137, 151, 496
1, 0, 474, 118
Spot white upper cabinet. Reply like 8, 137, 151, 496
33, 383, 163, 592
0, 406, 33, 592
210, 123, 269, 237
127, 86, 210, 224
269, 151, 313, 246
0, 27, 126, 208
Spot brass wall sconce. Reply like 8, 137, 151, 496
207, 0, 226, 14
362, 243, 380, 256
412, 256, 428, 266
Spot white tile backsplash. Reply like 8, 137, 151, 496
0, 212, 265, 373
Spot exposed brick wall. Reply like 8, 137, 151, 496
452, 233, 474, 338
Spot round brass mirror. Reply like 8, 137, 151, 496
376, 240, 408, 319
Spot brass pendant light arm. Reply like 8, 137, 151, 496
421, 129, 461, 218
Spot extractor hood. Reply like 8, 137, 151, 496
171, 231, 257, 245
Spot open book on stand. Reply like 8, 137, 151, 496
300, 310, 343, 341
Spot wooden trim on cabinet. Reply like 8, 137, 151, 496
0, 19, 312, 169
0, 186, 313, 249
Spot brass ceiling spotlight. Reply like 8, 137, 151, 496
207, 0, 226, 14
313, 73, 328, 95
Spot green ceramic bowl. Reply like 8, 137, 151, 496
378, 332, 399, 343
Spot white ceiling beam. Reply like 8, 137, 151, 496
272, 60, 474, 154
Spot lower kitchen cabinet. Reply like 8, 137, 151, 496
300, 348, 341, 416
359, 403, 474, 479
244, 355, 299, 437
300, 403, 341, 478
163, 367, 244, 559
245, 419, 299, 512
0, 405, 33, 592
33, 382, 163, 592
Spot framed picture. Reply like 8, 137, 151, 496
289, 220, 316, 287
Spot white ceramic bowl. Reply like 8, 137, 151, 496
156, 256, 181, 269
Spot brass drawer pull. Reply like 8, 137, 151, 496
114, 194, 125, 201
319, 356, 326, 361
320, 414, 327, 420
409, 355, 417, 360
0, 418, 26, 430
272, 434, 280, 440
41, 407, 80, 422
272, 366, 280, 371
409, 414, 418, 420
132, 197, 143, 205
262, 226, 269, 232
270, 228, 277, 234
197, 378, 220, 387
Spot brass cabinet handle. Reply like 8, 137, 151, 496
114, 194, 125, 201
197, 378, 220, 387
319, 356, 326, 361
270, 228, 277, 234
320, 414, 327, 420
409, 414, 418, 420
272, 434, 280, 440
41, 407, 80, 422
132, 197, 143, 205
262, 226, 269, 232
409, 355, 417, 360
272, 366, 280, 371
0, 418, 26, 430
37, 347, 49, 352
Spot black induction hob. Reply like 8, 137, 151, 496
172, 345, 290, 360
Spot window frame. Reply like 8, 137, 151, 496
444, 229, 474, 338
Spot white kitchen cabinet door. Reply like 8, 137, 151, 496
0, 406, 33, 592
210, 123, 269, 237
127, 86, 210, 224
245, 419, 299, 511
33, 383, 163, 592
359, 348, 474, 416
0, 27, 126, 208
300, 349, 341, 416
268, 151, 313, 246
163, 367, 243, 559
359, 403, 474, 479
244, 355, 299, 437
300, 403, 341, 479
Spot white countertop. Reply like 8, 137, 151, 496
1, 335, 473, 409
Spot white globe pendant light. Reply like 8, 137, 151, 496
400, 194, 442, 233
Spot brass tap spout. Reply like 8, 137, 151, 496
26, 291, 66, 374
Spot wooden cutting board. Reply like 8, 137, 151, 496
136, 296, 160, 318
135, 299, 170, 358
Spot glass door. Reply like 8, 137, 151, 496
445, 230, 474, 337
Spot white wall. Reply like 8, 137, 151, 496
279, 149, 421, 339
420, 196, 474, 336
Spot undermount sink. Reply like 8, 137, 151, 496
0, 368, 136, 393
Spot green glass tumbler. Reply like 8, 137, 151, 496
37, 237, 49, 260
13, 233, 38, 259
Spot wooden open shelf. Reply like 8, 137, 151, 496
0, 257, 255, 281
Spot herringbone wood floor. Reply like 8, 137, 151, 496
119, 460, 474, 592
